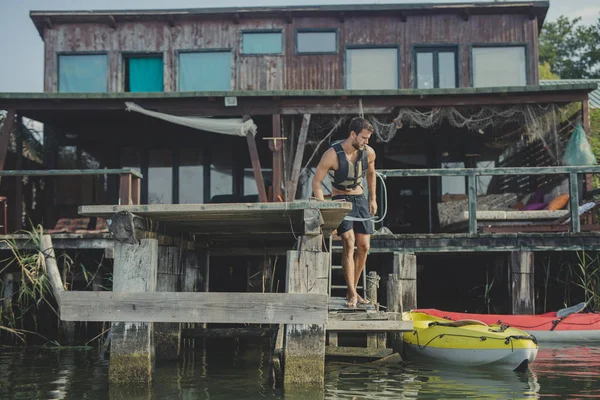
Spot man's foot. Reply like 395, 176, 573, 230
356, 294, 370, 305
346, 293, 370, 305
345, 295, 357, 307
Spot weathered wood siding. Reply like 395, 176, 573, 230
42, 13, 540, 92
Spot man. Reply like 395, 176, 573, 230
312, 117, 377, 307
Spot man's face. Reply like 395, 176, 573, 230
351, 129, 372, 151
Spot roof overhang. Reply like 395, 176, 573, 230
30, 1, 550, 39
0, 84, 594, 123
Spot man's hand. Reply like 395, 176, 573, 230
369, 199, 378, 216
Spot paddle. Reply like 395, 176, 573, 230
556, 301, 587, 319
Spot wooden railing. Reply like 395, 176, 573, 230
378, 166, 600, 234
0, 168, 142, 206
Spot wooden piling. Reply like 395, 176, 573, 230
284, 209, 328, 387
155, 245, 181, 361
2, 273, 13, 311
391, 252, 417, 311
366, 271, 379, 311
510, 251, 535, 315
109, 222, 158, 384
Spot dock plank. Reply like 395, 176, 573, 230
59, 292, 327, 324
327, 320, 413, 332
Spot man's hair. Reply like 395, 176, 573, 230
348, 117, 374, 136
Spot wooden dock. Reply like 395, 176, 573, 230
40, 201, 413, 387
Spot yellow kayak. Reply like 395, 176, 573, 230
402, 311, 538, 371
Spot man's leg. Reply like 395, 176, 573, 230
354, 232, 371, 304
340, 229, 357, 306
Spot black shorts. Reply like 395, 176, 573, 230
332, 194, 374, 235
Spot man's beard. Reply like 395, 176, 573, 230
352, 142, 363, 151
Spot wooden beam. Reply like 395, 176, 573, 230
379, 165, 600, 177
364, 232, 600, 253
119, 174, 132, 205
287, 114, 311, 201
569, 172, 581, 233
0, 168, 142, 178
467, 174, 477, 235
246, 131, 268, 202
272, 114, 283, 201
59, 292, 328, 324
510, 251, 535, 315
0, 110, 15, 179
284, 248, 329, 386
40, 235, 65, 307
326, 320, 413, 331
131, 177, 141, 205
583, 99, 594, 223
14, 117, 24, 231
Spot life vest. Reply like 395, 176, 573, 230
328, 140, 368, 191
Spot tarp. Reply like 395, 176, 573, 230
125, 102, 257, 137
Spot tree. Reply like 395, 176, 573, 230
540, 16, 600, 79
539, 62, 560, 80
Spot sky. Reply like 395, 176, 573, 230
0, 0, 599, 92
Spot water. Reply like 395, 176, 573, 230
0, 341, 599, 399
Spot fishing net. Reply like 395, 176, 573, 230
366, 102, 581, 164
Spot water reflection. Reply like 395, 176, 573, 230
0, 341, 598, 399
326, 361, 540, 399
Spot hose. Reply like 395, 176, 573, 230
342, 171, 388, 224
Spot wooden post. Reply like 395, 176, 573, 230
287, 114, 311, 202
14, 117, 24, 231
284, 208, 328, 387
131, 176, 141, 205
510, 251, 535, 315
386, 275, 402, 313
40, 235, 65, 307
155, 245, 181, 361
180, 248, 203, 353
583, 100, 593, 223
2, 273, 14, 311
0, 110, 15, 180
391, 252, 417, 312
272, 114, 283, 202
569, 172, 581, 233
366, 270, 385, 354
119, 174, 132, 205
246, 130, 268, 203
109, 214, 158, 384
366, 271, 379, 311
43, 125, 58, 228
467, 173, 477, 235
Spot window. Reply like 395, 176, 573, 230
414, 47, 458, 89
297, 30, 337, 54
210, 145, 233, 201
58, 54, 108, 92
179, 51, 232, 91
242, 31, 283, 55
179, 149, 204, 204
346, 48, 398, 89
148, 150, 172, 204
472, 46, 527, 87
124, 55, 163, 92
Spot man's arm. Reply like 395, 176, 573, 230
366, 147, 377, 215
312, 149, 335, 200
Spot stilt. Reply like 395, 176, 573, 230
180, 248, 204, 353
108, 214, 158, 384
388, 252, 417, 312
2, 273, 13, 311
155, 245, 180, 361
510, 251, 535, 315
283, 208, 328, 387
